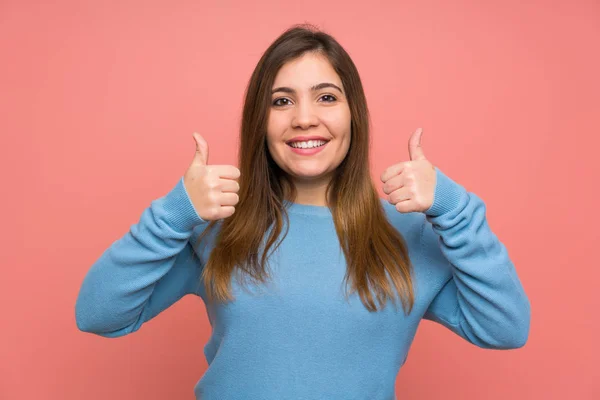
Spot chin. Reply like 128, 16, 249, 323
287, 167, 333, 181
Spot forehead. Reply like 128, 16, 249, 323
272, 52, 342, 88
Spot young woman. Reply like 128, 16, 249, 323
76, 24, 530, 399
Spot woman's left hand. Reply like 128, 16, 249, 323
380, 128, 437, 214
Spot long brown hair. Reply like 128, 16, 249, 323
194, 23, 415, 313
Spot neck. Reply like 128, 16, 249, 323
285, 173, 332, 207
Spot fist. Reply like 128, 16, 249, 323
380, 128, 436, 214
183, 132, 240, 221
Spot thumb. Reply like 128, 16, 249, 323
408, 127, 426, 161
192, 132, 209, 165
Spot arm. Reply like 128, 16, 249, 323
421, 167, 531, 349
75, 177, 210, 338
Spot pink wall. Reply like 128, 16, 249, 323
2, 0, 598, 398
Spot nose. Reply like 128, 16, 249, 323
291, 100, 319, 130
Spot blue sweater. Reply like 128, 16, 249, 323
75, 167, 530, 399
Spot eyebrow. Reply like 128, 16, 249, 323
271, 82, 344, 95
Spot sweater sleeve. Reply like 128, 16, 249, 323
420, 167, 531, 349
75, 177, 210, 338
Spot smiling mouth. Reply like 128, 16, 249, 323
286, 140, 330, 149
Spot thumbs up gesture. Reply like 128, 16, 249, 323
380, 128, 437, 214
183, 132, 240, 221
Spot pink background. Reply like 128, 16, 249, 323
2, 0, 598, 399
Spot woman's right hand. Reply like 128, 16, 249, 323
183, 132, 240, 221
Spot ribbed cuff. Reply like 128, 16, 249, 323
161, 176, 208, 232
423, 167, 467, 217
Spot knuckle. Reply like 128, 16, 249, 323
207, 207, 219, 220
207, 191, 218, 204
207, 180, 219, 190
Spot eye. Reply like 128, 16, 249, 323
319, 94, 337, 103
272, 94, 337, 107
272, 98, 291, 107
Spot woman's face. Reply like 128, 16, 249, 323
266, 52, 351, 186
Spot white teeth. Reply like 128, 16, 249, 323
290, 140, 327, 149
